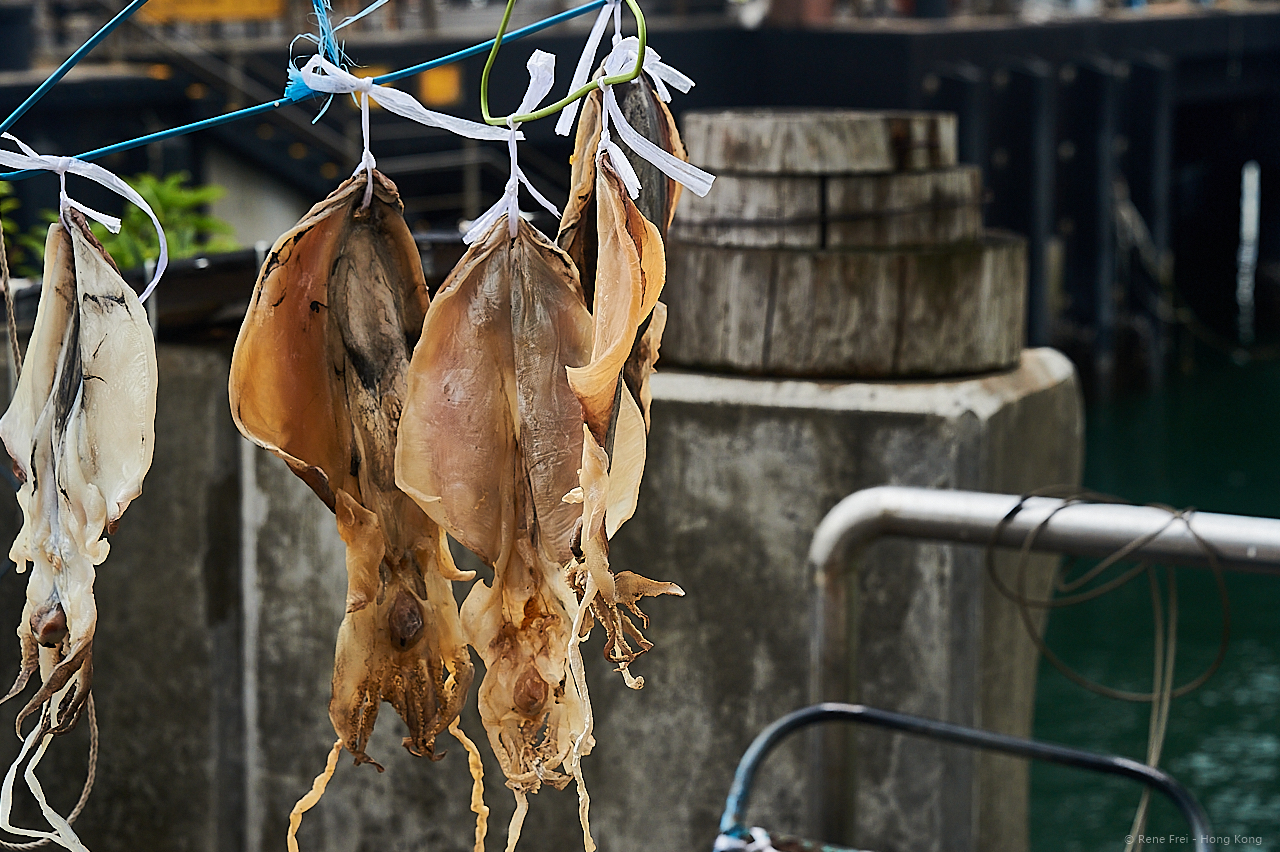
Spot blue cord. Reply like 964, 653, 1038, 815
312, 0, 342, 66
0, 0, 607, 182
373, 0, 606, 86
0, 0, 155, 135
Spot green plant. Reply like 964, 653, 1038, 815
3, 171, 240, 275
91, 171, 239, 269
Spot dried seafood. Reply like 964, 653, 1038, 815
559, 84, 685, 688
0, 211, 157, 850
228, 169, 472, 771
396, 215, 595, 847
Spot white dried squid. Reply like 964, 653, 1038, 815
0, 209, 158, 851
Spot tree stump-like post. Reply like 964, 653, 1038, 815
665, 109, 1026, 379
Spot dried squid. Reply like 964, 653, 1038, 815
0, 210, 157, 849
395, 215, 595, 848
228, 169, 473, 775
558, 83, 686, 687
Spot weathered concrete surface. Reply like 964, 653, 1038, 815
0, 343, 1079, 852
601, 348, 1082, 852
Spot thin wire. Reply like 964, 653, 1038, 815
0, 0, 608, 183
479, 0, 645, 126
985, 489, 1231, 703
1125, 568, 1177, 852
0, 0, 154, 135
0, 220, 19, 381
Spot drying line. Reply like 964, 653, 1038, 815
0, 0, 607, 182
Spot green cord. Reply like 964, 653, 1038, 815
479, 0, 647, 126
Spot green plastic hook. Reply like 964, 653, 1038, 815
479, 0, 647, 127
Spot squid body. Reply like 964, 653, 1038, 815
229, 170, 473, 767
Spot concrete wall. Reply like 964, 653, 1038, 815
0, 343, 1080, 852
205, 146, 312, 250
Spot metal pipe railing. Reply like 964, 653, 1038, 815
804, 486, 1280, 846
809, 486, 1280, 580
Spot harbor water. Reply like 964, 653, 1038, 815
1030, 354, 1280, 851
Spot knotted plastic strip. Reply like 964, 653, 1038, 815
295, 54, 514, 208
596, 37, 714, 198
463, 50, 563, 244
0, 133, 168, 302
553, 0, 621, 137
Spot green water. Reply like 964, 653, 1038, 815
1030, 356, 1280, 851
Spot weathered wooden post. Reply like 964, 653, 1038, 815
665, 109, 1022, 378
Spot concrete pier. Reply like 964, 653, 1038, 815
0, 342, 1080, 852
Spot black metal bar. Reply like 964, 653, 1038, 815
724, 703, 1214, 852
922, 61, 986, 167
1123, 53, 1175, 385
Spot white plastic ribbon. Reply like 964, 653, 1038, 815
298, 54, 515, 208
596, 38, 714, 199
0, 133, 168, 302
553, 0, 621, 137
713, 828, 778, 852
462, 50, 563, 244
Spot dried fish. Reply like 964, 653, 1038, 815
229, 170, 472, 769
0, 210, 157, 850
396, 215, 595, 846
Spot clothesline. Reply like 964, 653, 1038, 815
0, 0, 609, 183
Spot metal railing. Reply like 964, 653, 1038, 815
803, 486, 1280, 848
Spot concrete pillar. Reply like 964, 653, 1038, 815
596, 348, 1082, 852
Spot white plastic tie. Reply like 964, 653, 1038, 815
299, 53, 514, 207
463, 50, 562, 244
0, 133, 168, 302
596, 37, 714, 198
554, 0, 620, 137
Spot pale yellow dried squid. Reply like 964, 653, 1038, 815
396, 214, 595, 850
559, 84, 685, 689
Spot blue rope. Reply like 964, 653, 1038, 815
312, 0, 342, 66
374, 0, 606, 87
0, 0, 607, 181
0, 0, 154, 135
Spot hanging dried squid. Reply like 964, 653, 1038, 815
558, 82, 686, 688
0, 210, 158, 850
228, 170, 474, 780
395, 214, 596, 848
